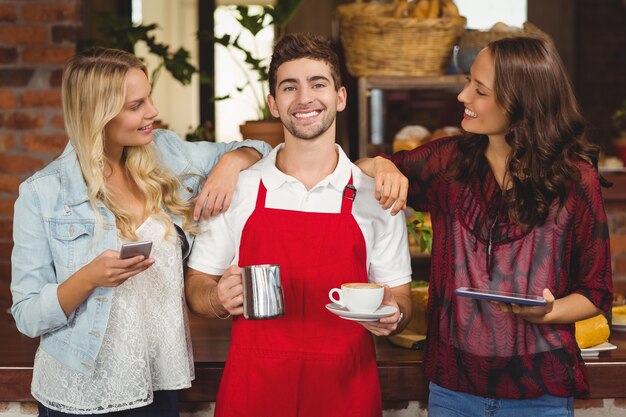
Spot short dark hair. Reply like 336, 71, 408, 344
268, 32, 342, 97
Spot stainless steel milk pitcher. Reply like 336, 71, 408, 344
241, 264, 284, 319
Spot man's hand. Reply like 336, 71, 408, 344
216, 265, 245, 316
357, 285, 410, 336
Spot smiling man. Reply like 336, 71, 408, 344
185, 32, 412, 417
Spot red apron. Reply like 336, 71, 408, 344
214, 177, 382, 417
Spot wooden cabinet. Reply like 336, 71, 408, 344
357, 74, 467, 158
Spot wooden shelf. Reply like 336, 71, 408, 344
357, 74, 467, 158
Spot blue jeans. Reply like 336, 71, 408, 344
37, 390, 179, 417
428, 382, 574, 417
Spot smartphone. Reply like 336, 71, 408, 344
119, 240, 153, 260
454, 287, 547, 306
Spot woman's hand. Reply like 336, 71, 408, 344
194, 157, 239, 220
84, 250, 155, 288
493, 289, 603, 325
58, 250, 154, 317
356, 156, 408, 215
492, 288, 555, 323
194, 148, 262, 220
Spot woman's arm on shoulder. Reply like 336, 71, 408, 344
194, 147, 263, 219
152, 130, 270, 220
355, 156, 408, 215
355, 138, 454, 215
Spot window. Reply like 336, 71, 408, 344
214, 4, 274, 141
136, 0, 200, 137
455, 0, 527, 30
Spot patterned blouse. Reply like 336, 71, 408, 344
390, 136, 613, 399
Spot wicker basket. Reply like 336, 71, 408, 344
337, 2, 466, 77
454, 22, 552, 73
459, 22, 551, 50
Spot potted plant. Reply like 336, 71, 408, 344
611, 100, 626, 163
386, 207, 433, 349
79, 14, 199, 131
200, 0, 303, 147
406, 207, 432, 337
80, 14, 198, 90
406, 207, 433, 257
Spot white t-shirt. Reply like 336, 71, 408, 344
188, 144, 412, 288
33, 216, 194, 413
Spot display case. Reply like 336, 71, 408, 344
357, 74, 467, 158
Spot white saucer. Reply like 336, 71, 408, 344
580, 342, 617, 358
325, 303, 398, 321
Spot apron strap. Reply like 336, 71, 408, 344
341, 174, 356, 215
256, 175, 355, 214
255, 179, 268, 209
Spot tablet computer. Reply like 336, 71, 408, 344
454, 287, 547, 306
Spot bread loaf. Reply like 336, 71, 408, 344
613, 305, 626, 325
441, 0, 460, 17
431, 126, 462, 140
393, 0, 411, 18
575, 314, 610, 349
427, 0, 440, 18
393, 125, 431, 152
411, 0, 431, 18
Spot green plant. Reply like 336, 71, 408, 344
199, 0, 303, 121
186, 121, 215, 143
79, 13, 199, 90
406, 208, 433, 254
612, 100, 626, 136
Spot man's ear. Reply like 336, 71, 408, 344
268, 94, 280, 118
336, 86, 347, 113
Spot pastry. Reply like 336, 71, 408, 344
431, 126, 462, 140
575, 314, 610, 349
392, 125, 431, 152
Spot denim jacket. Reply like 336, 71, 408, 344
11, 129, 270, 375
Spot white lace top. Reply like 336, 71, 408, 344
32, 217, 195, 414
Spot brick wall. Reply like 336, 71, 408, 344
0, 0, 80, 311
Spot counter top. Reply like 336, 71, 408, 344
2, 311, 626, 402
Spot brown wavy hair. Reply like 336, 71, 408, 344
268, 32, 342, 96
452, 36, 608, 228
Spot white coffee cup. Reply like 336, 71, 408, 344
328, 283, 384, 313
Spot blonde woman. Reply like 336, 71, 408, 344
10, 47, 270, 417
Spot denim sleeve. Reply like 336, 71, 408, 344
11, 180, 70, 338
155, 129, 271, 176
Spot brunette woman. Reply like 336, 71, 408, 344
359, 36, 612, 416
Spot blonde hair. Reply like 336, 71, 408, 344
62, 47, 196, 241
